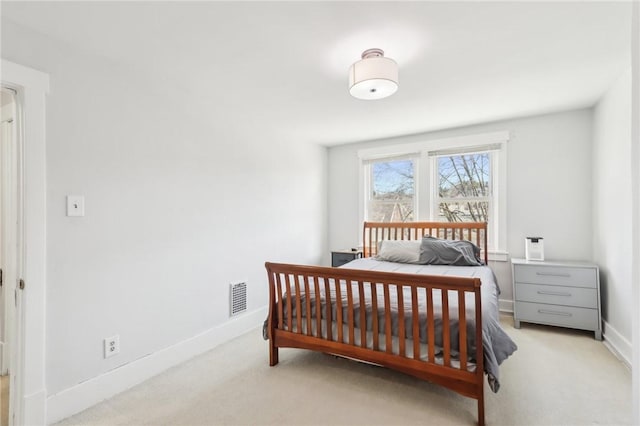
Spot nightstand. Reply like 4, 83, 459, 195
511, 258, 602, 340
331, 249, 363, 267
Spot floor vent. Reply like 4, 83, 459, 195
230, 282, 247, 317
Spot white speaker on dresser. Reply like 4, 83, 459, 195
525, 237, 544, 261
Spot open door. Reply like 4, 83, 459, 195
1, 86, 21, 426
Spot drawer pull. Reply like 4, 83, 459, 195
538, 309, 572, 317
537, 290, 572, 297
536, 272, 571, 278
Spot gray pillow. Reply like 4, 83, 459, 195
419, 235, 483, 266
376, 240, 422, 264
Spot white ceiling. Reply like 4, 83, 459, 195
1, 1, 632, 146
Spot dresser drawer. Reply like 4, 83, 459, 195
516, 301, 599, 330
514, 265, 597, 288
515, 283, 597, 309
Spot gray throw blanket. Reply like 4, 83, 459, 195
420, 235, 483, 266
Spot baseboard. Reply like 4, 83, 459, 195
602, 319, 632, 368
499, 298, 513, 313
24, 389, 47, 426
46, 306, 268, 425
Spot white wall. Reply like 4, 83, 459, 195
328, 109, 594, 307
2, 18, 327, 409
593, 67, 633, 360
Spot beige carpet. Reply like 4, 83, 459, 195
56, 315, 631, 425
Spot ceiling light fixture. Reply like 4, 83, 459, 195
349, 48, 398, 100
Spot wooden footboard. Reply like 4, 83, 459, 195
265, 262, 485, 426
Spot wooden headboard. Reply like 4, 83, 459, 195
363, 221, 488, 264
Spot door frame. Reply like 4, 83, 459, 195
1, 87, 18, 378
1, 85, 20, 426
1, 59, 49, 426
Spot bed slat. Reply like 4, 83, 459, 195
285, 274, 293, 332
335, 276, 343, 343
397, 284, 406, 357
294, 274, 302, 334
427, 288, 435, 363
347, 280, 355, 345
459, 291, 467, 371
358, 281, 366, 349
383, 284, 392, 354
324, 277, 333, 341
411, 287, 420, 360
371, 284, 379, 351
276, 273, 284, 330
304, 275, 312, 335
314, 275, 322, 339
442, 290, 451, 367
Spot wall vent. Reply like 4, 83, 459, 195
230, 282, 247, 317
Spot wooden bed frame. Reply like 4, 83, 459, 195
265, 221, 489, 425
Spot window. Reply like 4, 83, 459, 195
364, 157, 416, 222
433, 151, 492, 223
358, 132, 508, 259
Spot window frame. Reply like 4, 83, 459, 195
363, 154, 419, 223
358, 131, 509, 261
430, 148, 500, 254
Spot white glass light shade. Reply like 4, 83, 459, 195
349, 55, 398, 100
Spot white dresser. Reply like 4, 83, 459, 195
511, 258, 602, 340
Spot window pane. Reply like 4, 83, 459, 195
437, 201, 489, 223
372, 160, 414, 199
438, 153, 490, 199
369, 159, 414, 222
368, 200, 414, 222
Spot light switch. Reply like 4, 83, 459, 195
67, 195, 85, 217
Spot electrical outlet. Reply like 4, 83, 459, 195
104, 335, 120, 358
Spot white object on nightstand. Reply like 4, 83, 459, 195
511, 258, 602, 340
525, 237, 544, 261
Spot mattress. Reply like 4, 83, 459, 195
278, 257, 517, 392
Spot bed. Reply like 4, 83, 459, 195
265, 221, 517, 426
